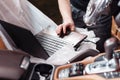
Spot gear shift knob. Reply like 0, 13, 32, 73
85, 37, 119, 74
104, 37, 118, 60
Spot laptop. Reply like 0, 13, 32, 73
0, 20, 49, 59
0, 20, 87, 64
27, 1, 88, 64
34, 26, 88, 65
35, 27, 87, 56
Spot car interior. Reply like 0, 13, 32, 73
0, 15, 120, 80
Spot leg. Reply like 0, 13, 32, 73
88, 15, 112, 52
71, 5, 112, 53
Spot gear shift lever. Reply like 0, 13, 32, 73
95, 37, 118, 62
85, 37, 119, 74
104, 37, 118, 60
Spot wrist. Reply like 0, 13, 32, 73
63, 18, 74, 23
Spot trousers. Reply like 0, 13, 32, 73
71, 5, 112, 52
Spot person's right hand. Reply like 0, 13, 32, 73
56, 20, 75, 37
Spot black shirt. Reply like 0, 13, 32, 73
70, 0, 90, 11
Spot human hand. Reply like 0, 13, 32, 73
56, 21, 75, 37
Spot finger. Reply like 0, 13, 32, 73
71, 25, 75, 32
63, 24, 67, 34
56, 24, 63, 35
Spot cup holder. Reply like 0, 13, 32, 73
29, 63, 55, 80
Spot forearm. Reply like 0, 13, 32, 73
58, 0, 73, 22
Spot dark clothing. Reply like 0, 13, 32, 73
111, 0, 120, 17
70, 0, 112, 52
70, 0, 90, 11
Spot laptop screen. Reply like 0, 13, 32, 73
0, 20, 49, 59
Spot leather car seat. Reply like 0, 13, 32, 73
0, 50, 30, 80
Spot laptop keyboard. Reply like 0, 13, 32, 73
36, 33, 69, 56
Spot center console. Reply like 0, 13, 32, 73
54, 52, 120, 80
0, 50, 55, 80
54, 37, 120, 80
28, 63, 55, 80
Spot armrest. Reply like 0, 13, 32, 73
70, 49, 99, 63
